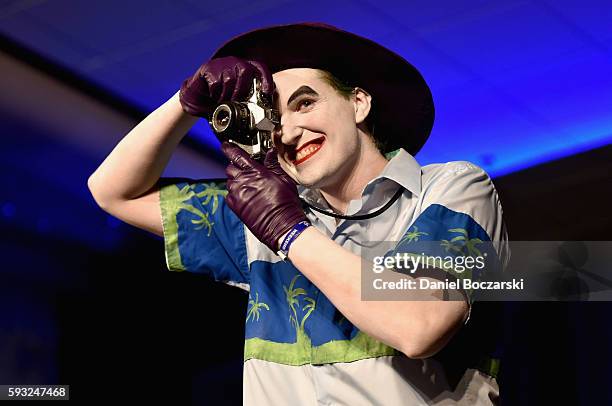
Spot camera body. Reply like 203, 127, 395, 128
209, 78, 279, 160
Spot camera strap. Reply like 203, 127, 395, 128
300, 186, 404, 220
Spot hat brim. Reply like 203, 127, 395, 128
212, 23, 434, 155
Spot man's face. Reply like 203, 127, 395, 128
272, 68, 362, 189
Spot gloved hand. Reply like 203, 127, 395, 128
222, 142, 308, 252
179, 56, 274, 118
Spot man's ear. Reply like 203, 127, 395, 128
353, 87, 372, 125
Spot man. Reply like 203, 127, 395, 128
89, 23, 508, 405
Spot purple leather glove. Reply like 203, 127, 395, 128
222, 142, 308, 252
179, 56, 274, 118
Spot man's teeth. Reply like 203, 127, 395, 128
296, 144, 321, 161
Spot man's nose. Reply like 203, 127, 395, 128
277, 116, 302, 147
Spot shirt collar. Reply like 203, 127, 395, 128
371, 148, 422, 197
298, 185, 329, 208
297, 148, 421, 206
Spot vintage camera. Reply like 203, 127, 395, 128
209, 78, 279, 160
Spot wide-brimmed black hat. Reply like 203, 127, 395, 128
212, 22, 434, 155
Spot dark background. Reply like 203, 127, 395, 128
1, 2, 612, 404
3, 135, 611, 404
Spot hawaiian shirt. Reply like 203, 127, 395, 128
159, 148, 509, 405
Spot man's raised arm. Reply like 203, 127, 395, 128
87, 91, 197, 236
87, 57, 275, 236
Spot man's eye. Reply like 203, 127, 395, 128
296, 99, 314, 111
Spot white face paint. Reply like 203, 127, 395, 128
272, 68, 364, 191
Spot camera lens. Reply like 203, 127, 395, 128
211, 104, 232, 133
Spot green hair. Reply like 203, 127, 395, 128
318, 70, 386, 153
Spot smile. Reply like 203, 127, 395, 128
293, 138, 324, 166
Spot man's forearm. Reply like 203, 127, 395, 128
287, 226, 468, 358
88, 91, 199, 205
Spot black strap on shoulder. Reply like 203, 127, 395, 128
300, 186, 404, 220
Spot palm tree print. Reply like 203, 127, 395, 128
246, 292, 270, 322
176, 182, 228, 236
448, 228, 483, 257
177, 201, 214, 236
300, 297, 316, 330
195, 182, 228, 215
176, 184, 197, 200
284, 275, 307, 329
399, 226, 429, 245
440, 239, 463, 254
283, 275, 316, 334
